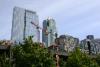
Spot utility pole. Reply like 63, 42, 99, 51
56, 54, 59, 67
54, 33, 60, 67
56, 46, 60, 67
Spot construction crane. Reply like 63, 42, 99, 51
31, 21, 49, 35
30, 21, 58, 37
30, 21, 42, 29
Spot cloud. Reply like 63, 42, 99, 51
0, 0, 100, 40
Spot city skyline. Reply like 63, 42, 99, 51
0, 0, 100, 40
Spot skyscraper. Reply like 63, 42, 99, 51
11, 7, 40, 43
42, 18, 57, 47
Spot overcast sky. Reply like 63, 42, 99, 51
0, 0, 100, 40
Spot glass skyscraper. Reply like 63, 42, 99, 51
11, 7, 40, 43
42, 18, 57, 47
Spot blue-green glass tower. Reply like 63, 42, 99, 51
42, 18, 57, 47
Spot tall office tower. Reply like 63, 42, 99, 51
11, 7, 40, 43
42, 18, 57, 47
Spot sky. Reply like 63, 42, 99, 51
0, 0, 100, 40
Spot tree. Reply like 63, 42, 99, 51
12, 36, 56, 67
0, 41, 11, 67
66, 48, 99, 67
95, 54, 100, 66
59, 57, 67, 67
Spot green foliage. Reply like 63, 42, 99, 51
0, 41, 11, 67
95, 54, 100, 66
59, 58, 67, 67
12, 36, 56, 67
1, 36, 100, 67
66, 48, 99, 67
0, 52, 11, 67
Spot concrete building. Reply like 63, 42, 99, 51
80, 35, 100, 54
56, 35, 79, 52
42, 18, 57, 47
11, 7, 40, 43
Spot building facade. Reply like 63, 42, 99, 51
11, 7, 40, 43
56, 35, 79, 53
42, 18, 57, 47
80, 35, 100, 54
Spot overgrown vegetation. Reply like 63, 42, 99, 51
66, 48, 99, 67
12, 36, 56, 67
0, 36, 100, 67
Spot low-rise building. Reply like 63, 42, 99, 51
55, 35, 79, 53
80, 35, 100, 54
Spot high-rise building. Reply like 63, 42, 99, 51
42, 18, 57, 47
11, 7, 40, 43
